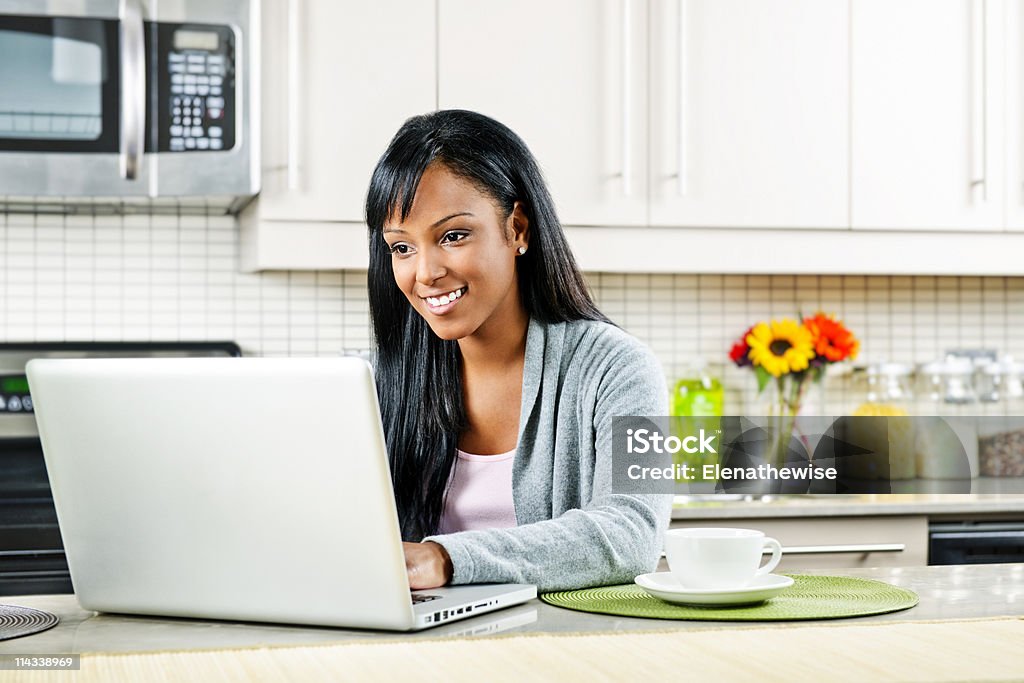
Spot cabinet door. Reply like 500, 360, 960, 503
851, 0, 1005, 231
256, 0, 436, 222
438, 0, 648, 227
649, 0, 849, 229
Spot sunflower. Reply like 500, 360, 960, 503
804, 312, 860, 362
745, 319, 815, 377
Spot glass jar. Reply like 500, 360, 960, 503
993, 360, 1024, 410
865, 363, 914, 409
672, 367, 724, 417
920, 358, 976, 405
975, 359, 1024, 478
975, 361, 1003, 404
671, 363, 724, 484
850, 363, 916, 480
917, 359, 979, 479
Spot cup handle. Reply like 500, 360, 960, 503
756, 537, 783, 576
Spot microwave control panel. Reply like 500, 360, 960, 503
155, 23, 236, 153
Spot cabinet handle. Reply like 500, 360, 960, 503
118, 0, 145, 181
677, 0, 688, 197
286, 0, 302, 191
621, 0, 633, 197
970, 0, 987, 201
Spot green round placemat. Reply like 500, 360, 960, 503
540, 575, 918, 621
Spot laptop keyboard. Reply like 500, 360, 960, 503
411, 593, 442, 604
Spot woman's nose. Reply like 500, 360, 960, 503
415, 247, 447, 285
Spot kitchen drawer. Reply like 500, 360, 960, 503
667, 515, 929, 570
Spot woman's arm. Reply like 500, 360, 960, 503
423, 337, 672, 592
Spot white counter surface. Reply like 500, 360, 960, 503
0, 564, 1021, 654
673, 479, 1024, 520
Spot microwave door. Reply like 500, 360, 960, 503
0, 5, 155, 198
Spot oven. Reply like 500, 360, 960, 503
0, 341, 240, 596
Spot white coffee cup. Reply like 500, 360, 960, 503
664, 527, 783, 589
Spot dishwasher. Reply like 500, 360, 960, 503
929, 521, 1024, 564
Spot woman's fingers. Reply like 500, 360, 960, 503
402, 541, 453, 589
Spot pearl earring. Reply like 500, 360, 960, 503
517, 246, 527, 255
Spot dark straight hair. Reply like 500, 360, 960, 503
365, 109, 607, 541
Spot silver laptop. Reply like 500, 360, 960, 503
25, 356, 535, 631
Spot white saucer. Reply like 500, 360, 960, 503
634, 572, 795, 606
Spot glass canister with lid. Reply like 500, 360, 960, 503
921, 357, 977, 405
864, 362, 914, 409
976, 357, 1024, 477
917, 357, 979, 479
848, 362, 916, 480
975, 358, 1024, 406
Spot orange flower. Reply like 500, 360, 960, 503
804, 312, 859, 362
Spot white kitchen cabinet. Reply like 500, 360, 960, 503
239, 0, 436, 270
439, 0, 847, 231
239, 0, 1024, 274
851, 0, 1006, 231
437, 0, 648, 227
649, 0, 849, 229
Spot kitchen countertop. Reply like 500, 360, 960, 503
672, 483, 1024, 520
0, 564, 1021, 654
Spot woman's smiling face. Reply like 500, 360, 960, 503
382, 163, 529, 341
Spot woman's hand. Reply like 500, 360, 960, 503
402, 541, 454, 589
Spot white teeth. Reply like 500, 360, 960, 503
426, 287, 464, 308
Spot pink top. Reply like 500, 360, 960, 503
437, 447, 517, 534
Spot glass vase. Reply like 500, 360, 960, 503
757, 372, 818, 494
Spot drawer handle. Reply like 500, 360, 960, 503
659, 543, 906, 558
770, 543, 906, 555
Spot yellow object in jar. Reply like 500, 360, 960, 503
841, 403, 916, 480
851, 403, 908, 417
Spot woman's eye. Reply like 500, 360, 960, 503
441, 231, 468, 244
387, 243, 411, 256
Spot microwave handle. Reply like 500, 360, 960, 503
119, 0, 145, 180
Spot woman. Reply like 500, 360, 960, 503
365, 109, 671, 592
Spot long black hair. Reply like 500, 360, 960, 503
365, 109, 607, 541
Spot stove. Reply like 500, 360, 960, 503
0, 342, 240, 596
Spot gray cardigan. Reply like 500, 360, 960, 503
424, 317, 673, 592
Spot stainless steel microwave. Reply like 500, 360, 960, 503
0, 0, 258, 211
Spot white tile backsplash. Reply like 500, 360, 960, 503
4, 210, 1024, 414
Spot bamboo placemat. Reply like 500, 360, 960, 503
540, 575, 919, 621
